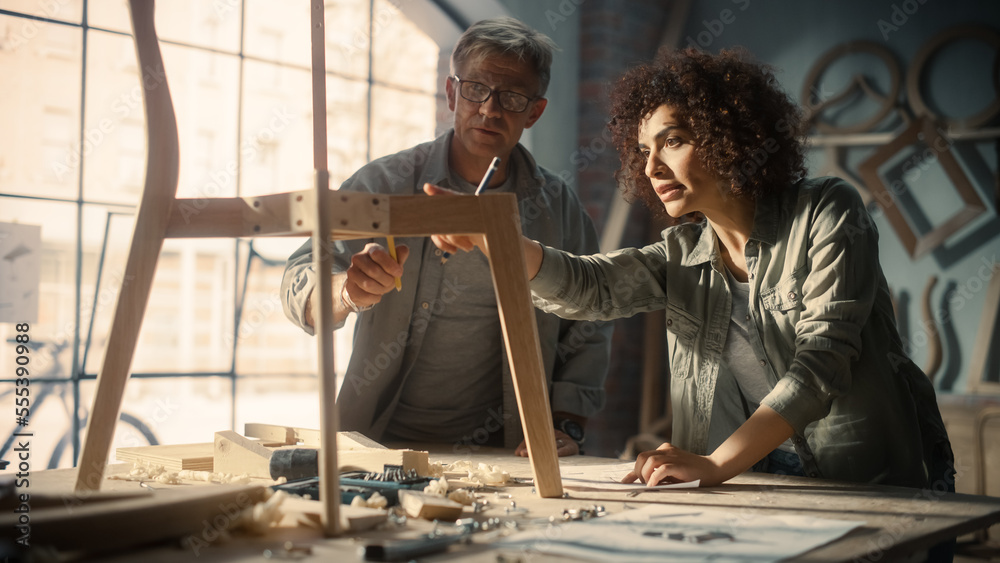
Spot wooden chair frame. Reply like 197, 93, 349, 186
73, 0, 563, 536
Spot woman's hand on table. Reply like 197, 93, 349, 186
621, 442, 727, 487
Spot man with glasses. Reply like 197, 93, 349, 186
281, 17, 610, 456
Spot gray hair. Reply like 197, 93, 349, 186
450, 17, 558, 97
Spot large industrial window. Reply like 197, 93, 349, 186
0, 0, 443, 469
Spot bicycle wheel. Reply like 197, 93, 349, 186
49, 411, 160, 469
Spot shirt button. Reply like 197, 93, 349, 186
758, 359, 766, 366
421, 302, 429, 309
435, 249, 442, 256
749, 273, 754, 280
666, 318, 673, 327
788, 291, 796, 300
808, 471, 819, 478
745, 314, 750, 321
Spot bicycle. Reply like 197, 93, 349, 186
0, 338, 159, 470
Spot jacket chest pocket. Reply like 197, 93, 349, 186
665, 303, 700, 380
760, 268, 805, 333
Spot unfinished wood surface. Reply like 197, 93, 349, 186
214, 431, 274, 478
14, 453, 1000, 562
282, 496, 387, 532
479, 195, 562, 498
309, 0, 340, 538
0, 484, 269, 554
244, 422, 319, 446
75, 0, 179, 493
243, 424, 386, 451
116, 442, 214, 472
339, 448, 429, 476
387, 194, 493, 235
337, 431, 388, 450
398, 490, 464, 521
164, 190, 391, 239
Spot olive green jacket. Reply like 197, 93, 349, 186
531, 177, 953, 488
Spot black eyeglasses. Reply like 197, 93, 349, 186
452, 75, 538, 113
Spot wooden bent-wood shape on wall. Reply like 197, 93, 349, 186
967, 268, 1000, 395
74, 0, 562, 537
857, 115, 988, 260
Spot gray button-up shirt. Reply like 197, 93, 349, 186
281, 131, 612, 448
531, 177, 952, 488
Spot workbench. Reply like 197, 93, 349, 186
8, 447, 1000, 562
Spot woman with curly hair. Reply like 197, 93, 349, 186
425, 48, 953, 492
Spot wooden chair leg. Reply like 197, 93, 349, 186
480, 196, 563, 498
75, 0, 179, 493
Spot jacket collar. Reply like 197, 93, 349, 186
680, 190, 782, 267
416, 129, 546, 198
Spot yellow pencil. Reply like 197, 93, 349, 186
386, 236, 402, 291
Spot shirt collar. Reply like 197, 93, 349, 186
423, 129, 546, 197
681, 190, 781, 267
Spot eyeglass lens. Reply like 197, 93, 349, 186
459, 79, 531, 113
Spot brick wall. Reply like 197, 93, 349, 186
577, 0, 674, 457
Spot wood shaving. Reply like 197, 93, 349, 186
423, 476, 449, 496
447, 489, 475, 506
108, 462, 254, 485
236, 489, 285, 535
446, 461, 510, 486
350, 491, 388, 509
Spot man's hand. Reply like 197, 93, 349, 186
621, 442, 725, 487
514, 430, 579, 457
422, 183, 485, 255
342, 241, 409, 310
423, 182, 545, 278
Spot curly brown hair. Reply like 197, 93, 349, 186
608, 47, 807, 217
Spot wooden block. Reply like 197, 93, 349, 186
245, 423, 320, 446
214, 431, 274, 478
338, 431, 388, 451
398, 490, 463, 521
116, 442, 214, 472
243, 423, 386, 451
339, 449, 429, 476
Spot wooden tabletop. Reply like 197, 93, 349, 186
5, 450, 999, 562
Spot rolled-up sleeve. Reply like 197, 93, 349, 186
760, 180, 879, 433
280, 239, 318, 335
